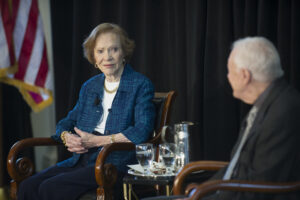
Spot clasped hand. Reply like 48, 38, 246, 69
64, 127, 97, 154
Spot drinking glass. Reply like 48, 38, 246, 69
136, 143, 154, 175
159, 143, 176, 175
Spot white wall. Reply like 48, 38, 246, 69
30, 0, 57, 171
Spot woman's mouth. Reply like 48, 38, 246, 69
103, 64, 114, 67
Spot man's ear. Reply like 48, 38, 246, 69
241, 68, 252, 85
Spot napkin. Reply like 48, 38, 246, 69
127, 164, 144, 174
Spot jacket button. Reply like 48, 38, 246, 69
105, 130, 110, 134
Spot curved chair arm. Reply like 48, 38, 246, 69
189, 180, 300, 199
173, 160, 228, 195
7, 137, 60, 200
95, 142, 135, 199
185, 182, 200, 196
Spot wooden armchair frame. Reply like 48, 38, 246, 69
188, 179, 300, 199
173, 160, 228, 195
172, 160, 300, 199
7, 91, 176, 200
7, 138, 60, 200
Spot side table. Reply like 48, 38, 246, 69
123, 170, 215, 200
123, 173, 175, 200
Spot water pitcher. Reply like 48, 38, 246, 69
161, 121, 194, 169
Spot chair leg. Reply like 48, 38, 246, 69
10, 181, 18, 200
97, 187, 105, 200
97, 186, 114, 200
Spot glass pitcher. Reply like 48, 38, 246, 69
161, 121, 194, 169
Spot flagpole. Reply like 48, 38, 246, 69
0, 84, 9, 200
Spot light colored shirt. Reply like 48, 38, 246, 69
94, 80, 119, 133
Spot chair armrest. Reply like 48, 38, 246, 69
95, 142, 135, 197
189, 180, 300, 199
185, 182, 200, 195
173, 160, 228, 195
7, 137, 60, 182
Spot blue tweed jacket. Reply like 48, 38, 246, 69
52, 64, 155, 171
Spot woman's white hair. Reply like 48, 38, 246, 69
232, 37, 284, 82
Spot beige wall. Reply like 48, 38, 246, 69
30, 0, 57, 171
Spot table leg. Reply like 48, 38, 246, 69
128, 184, 132, 200
123, 183, 128, 200
166, 185, 170, 196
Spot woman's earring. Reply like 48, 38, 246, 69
122, 58, 126, 65
94, 63, 98, 68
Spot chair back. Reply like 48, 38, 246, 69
149, 91, 176, 145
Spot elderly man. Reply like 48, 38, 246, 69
207, 36, 300, 200
144, 37, 300, 200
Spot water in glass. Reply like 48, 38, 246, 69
159, 143, 176, 174
136, 143, 154, 174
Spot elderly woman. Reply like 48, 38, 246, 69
17, 23, 156, 200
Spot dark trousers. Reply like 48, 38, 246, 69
17, 152, 125, 200
17, 163, 98, 200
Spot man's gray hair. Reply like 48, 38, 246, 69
232, 37, 284, 82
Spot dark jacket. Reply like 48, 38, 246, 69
212, 78, 300, 200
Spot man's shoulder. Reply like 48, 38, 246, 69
263, 82, 300, 128
267, 79, 300, 110
278, 83, 300, 108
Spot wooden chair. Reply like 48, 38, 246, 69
6, 91, 176, 200
95, 91, 176, 199
172, 160, 300, 199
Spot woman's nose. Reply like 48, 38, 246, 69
104, 50, 112, 60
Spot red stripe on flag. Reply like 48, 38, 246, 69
14, 0, 39, 80
11, 0, 20, 28
29, 91, 43, 104
34, 42, 48, 87
1, 0, 15, 64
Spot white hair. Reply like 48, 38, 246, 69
232, 37, 284, 82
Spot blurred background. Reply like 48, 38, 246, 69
1, 0, 300, 198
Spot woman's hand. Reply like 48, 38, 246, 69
64, 132, 88, 154
74, 127, 98, 148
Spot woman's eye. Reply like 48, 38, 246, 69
113, 47, 118, 52
97, 50, 103, 54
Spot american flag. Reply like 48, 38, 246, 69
0, 0, 17, 76
0, 0, 53, 112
